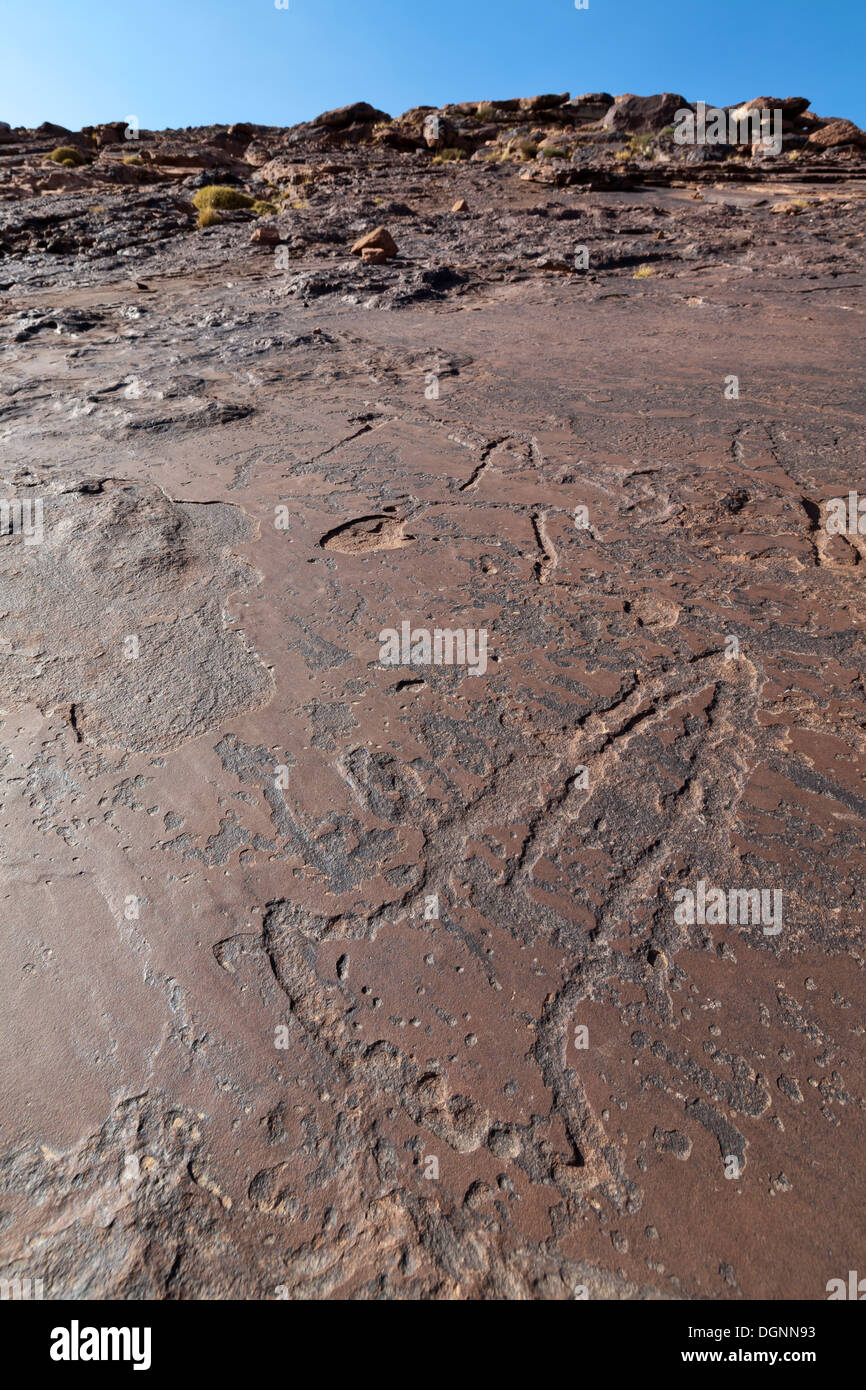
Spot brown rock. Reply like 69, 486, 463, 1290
244, 142, 273, 167
250, 224, 281, 246
603, 93, 689, 133
451, 198, 468, 212
730, 95, 810, 118
350, 226, 398, 258
313, 101, 391, 130
361, 247, 388, 264
807, 118, 866, 149
567, 93, 615, 121
519, 94, 570, 113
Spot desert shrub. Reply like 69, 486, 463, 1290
633, 264, 654, 278
618, 132, 655, 162
433, 147, 467, 163
252, 199, 278, 215
517, 140, 538, 160
474, 103, 496, 121
197, 208, 222, 228
122, 154, 143, 165
539, 145, 569, 159
48, 146, 86, 165
192, 185, 255, 211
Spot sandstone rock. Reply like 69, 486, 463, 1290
807, 118, 866, 149
35, 120, 73, 138
244, 142, 273, 166
313, 101, 391, 130
730, 95, 810, 118
250, 224, 281, 246
520, 93, 570, 112
567, 92, 614, 121
603, 93, 689, 133
451, 198, 468, 212
361, 246, 388, 264
86, 121, 127, 146
351, 226, 398, 258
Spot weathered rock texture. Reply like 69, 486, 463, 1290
0, 91, 864, 1301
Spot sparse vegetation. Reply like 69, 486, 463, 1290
626, 132, 654, 157
192, 185, 255, 211
47, 147, 87, 166
633, 263, 654, 278
197, 208, 222, 228
539, 146, 569, 160
433, 147, 467, 163
474, 103, 496, 122
122, 154, 143, 165
517, 140, 538, 160
252, 199, 278, 216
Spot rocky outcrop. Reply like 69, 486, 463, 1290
603, 92, 689, 132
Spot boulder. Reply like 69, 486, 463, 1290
250, 224, 281, 246
313, 102, 391, 130
566, 93, 614, 121
361, 247, 389, 264
244, 142, 273, 167
730, 96, 810, 118
603, 93, 689, 133
806, 118, 866, 149
350, 226, 398, 259
35, 121, 73, 138
519, 94, 570, 112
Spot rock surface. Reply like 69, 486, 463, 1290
0, 90, 865, 1302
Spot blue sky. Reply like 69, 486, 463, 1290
3, 0, 864, 131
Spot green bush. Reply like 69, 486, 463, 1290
122, 154, 143, 165
192, 185, 255, 211
197, 208, 223, 228
252, 199, 278, 216
539, 146, 569, 159
47, 146, 87, 166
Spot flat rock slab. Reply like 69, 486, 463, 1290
0, 169, 864, 1302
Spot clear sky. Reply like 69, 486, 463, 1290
3, 0, 863, 132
